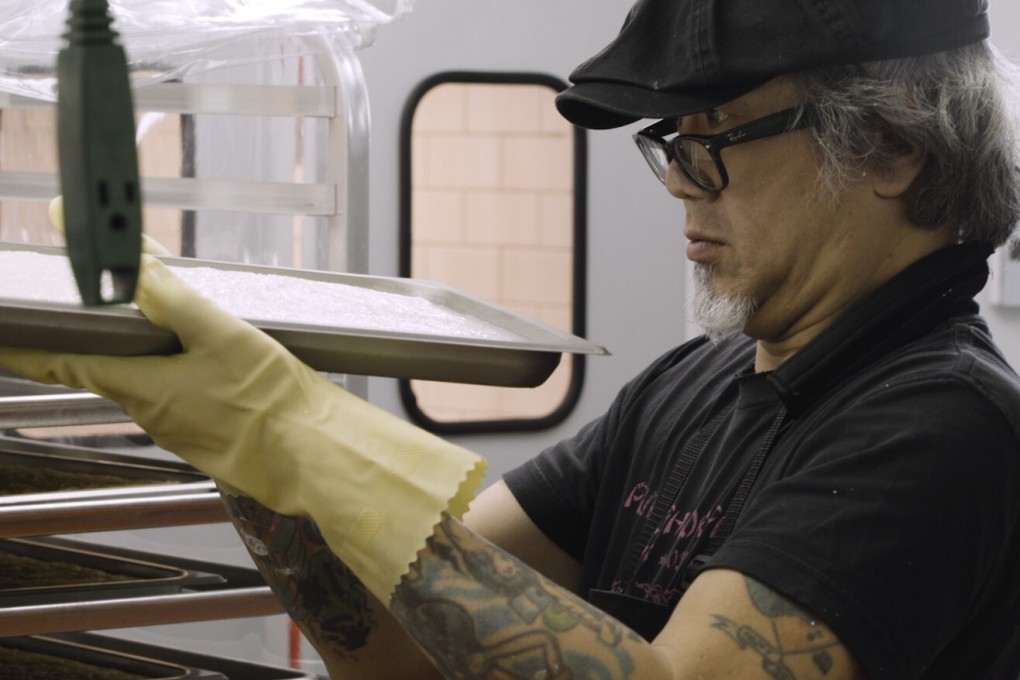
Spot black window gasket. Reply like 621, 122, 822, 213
397, 71, 589, 435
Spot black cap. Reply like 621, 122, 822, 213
557, 0, 991, 129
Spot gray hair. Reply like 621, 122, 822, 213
791, 42, 1020, 248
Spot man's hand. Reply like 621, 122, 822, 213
0, 252, 485, 604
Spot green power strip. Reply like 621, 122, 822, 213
56, 0, 142, 306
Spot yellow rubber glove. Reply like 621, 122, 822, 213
0, 253, 486, 604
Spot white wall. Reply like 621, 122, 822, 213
980, 2, 1020, 368
358, 0, 690, 481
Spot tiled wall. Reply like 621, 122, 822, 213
408, 82, 577, 422
0, 109, 183, 252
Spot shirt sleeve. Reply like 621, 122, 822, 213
503, 337, 722, 561
710, 372, 1020, 679
503, 401, 616, 561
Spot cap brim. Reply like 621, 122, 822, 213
555, 80, 767, 130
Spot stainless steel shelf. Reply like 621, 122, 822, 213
0, 170, 336, 216
0, 393, 130, 429
0, 587, 283, 637
0, 436, 228, 536
0, 36, 371, 670
13, 633, 318, 679
0, 82, 338, 118
0, 493, 228, 539
0, 538, 283, 637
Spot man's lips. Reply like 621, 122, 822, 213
685, 234, 724, 262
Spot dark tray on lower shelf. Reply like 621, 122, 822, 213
0, 634, 223, 678
1, 631, 318, 679
0, 538, 284, 637
0, 436, 214, 507
0, 537, 225, 607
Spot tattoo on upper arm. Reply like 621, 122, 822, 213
711, 576, 840, 679
221, 494, 376, 660
392, 515, 642, 679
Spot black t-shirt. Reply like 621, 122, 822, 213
504, 245, 1020, 679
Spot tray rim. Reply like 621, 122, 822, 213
0, 242, 608, 386
0, 435, 217, 508
0, 536, 225, 606
0, 633, 222, 679
0, 241, 608, 352
50, 631, 319, 679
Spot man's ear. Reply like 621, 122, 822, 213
872, 136, 926, 199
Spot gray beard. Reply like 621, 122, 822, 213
690, 263, 758, 342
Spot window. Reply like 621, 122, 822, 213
399, 72, 588, 434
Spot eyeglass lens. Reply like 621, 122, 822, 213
635, 134, 723, 190
675, 139, 723, 190
635, 135, 671, 181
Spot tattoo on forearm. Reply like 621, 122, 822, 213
221, 493, 376, 659
712, 576, 839, 679
392, 515, 641, 679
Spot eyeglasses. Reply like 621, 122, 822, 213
633, 107, 814, 191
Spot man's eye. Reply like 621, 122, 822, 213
673, 109, 731, 135
707, 109, 731, 127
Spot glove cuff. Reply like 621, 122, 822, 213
322, 442, 486, 604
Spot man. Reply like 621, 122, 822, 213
3, 0, 1020, 678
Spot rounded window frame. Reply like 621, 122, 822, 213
397, 71, 589, 435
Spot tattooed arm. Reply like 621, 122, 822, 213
396, 480, 870, 680
393, 515, 868, 679
220, 492, 444, 679
654, 569, 868, 679
223, 482, 868, 679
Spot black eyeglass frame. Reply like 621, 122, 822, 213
633, 106, 814, 191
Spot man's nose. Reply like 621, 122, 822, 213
665, 162, 719, 202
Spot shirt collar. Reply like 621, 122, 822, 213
767, 241, 993, 410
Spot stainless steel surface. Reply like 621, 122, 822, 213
0, 393, 131, 428
1, 242, 608, 386
311, 39, 370, 274
0, 436, 214, 505
0, 538, 283, 637
0, 437, 227, 537
0, 583, 282, 637
0, 170, 336, 215
0, 372, 127, 428
124, 81, 337, 117
0, 73, 349, 223
0, 634, 224, 679
0, 537, 224, 607
0, 493, 229, 539
49, 632, 318, 679
0, 82, 337, 117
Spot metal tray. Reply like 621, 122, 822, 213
0, 242, 608, 386
0, 436, 227, 537
0, 435, 214, 507
0, 634, 225, 679
0, 539, 282, 637
0, 373, 136, 428
0, 537, 225, 607
22, 632, 318, 679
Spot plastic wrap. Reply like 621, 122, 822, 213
0, 0, 413, 100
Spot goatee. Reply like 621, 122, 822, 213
689, 263, 758, 342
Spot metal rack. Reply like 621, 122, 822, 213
0, 429, 287, 638
0, 33, 370, 675
0, 33, 369, 274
